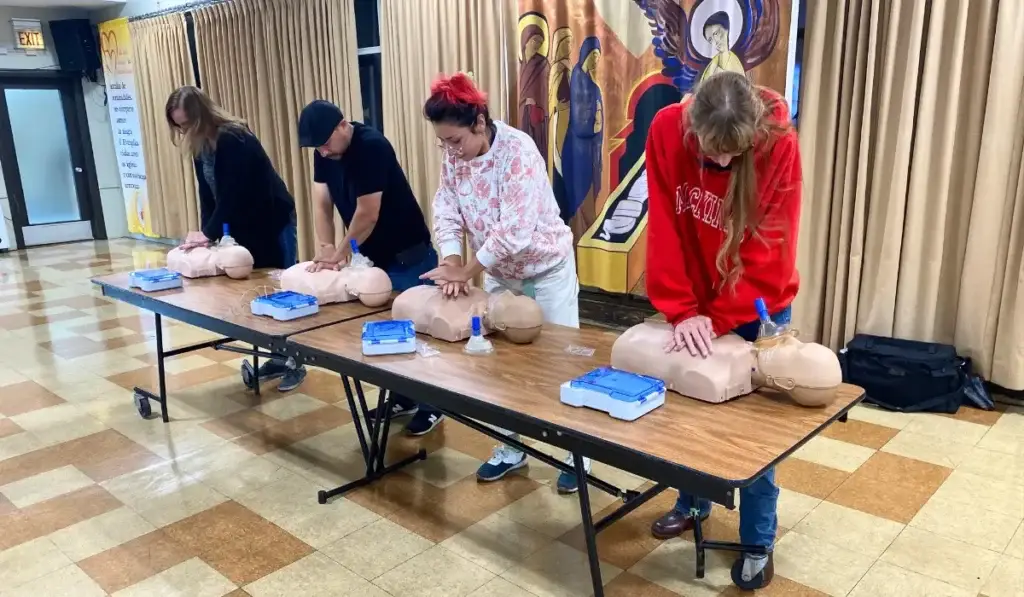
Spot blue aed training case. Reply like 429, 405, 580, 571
128, 268, 183, 292
362, 320, 417, 356
560, 367, 666, 421
250, 291, 319, 321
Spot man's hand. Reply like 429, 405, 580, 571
306, 244, 349, 272
665, 315, 716, 357
180, 231, 210, 252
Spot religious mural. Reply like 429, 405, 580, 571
516, 0, 793, 296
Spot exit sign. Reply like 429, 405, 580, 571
12, 18, 44, 51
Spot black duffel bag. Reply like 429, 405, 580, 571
839, 334, 972, 413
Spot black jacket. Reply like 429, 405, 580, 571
195, 127, 296, 268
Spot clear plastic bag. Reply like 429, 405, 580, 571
565, 344, 596, 357
416, 341, 440, 358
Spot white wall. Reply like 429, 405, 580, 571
0, 6, 128, 249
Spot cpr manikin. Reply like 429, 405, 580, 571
166, 227, 254, 279
279, 263, 392, 308
391, 286, 545, 344
611, 322, 842, 407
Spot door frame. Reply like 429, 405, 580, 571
0, 69, 106, 249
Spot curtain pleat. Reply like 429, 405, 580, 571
796, 0, 1024, 389
129, 14, 198, 239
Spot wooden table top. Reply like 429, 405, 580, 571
92, 271, 389, 338
288, 314, 865, 484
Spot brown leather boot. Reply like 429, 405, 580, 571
650, 509, 711, 540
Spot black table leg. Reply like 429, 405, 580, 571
573, 451, 605, 597
252, 345, 260, 396
132, 312, 169, 422
316, 383, 426, 504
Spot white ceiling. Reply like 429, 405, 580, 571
0, 0, 124, 8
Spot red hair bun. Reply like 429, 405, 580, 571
430, 72, 488, 108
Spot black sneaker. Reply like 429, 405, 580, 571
405, 411, 444, 436
366, 401, 418, 423
257, 359, 289, 380
277, 366, 307, 392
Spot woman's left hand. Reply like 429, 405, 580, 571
420, 264, 470, 284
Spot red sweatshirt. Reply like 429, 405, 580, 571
645, 92, 801, 336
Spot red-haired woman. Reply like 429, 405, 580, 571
418, 73, 587, 493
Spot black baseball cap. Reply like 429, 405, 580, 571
298, 100, 344, 148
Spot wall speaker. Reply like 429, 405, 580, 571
48, 19, 101, 82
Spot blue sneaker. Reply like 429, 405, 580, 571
556, 455, 592, 494
477, 445, 528, 481
405, 410, 444, 436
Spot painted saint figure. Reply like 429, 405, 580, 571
518, 19, 550, 161
561, 37, 604, 226
700, 12, 745, 82
547, 27, 573, 209
635, 0, 781, 95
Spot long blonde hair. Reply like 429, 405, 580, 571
685, 72, 793, 288
165, 86, 247, 157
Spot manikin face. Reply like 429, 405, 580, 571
433, 114, 489, 161
318, 121, 353, 160
705, 24, 729, 51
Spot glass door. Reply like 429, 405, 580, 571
0, 76, 97, 247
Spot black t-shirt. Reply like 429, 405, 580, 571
313, 123, 431, 270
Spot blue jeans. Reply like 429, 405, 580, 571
674, 305, 792, 548
279, 221, 298, 267
386, 245, 438, 292
384, 244, 439, 415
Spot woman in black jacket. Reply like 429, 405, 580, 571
165, 85, 305, 391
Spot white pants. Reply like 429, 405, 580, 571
484, 254, 589, 470
483, 254, 580, 329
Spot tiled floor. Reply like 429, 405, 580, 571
0, 239, 1022, 597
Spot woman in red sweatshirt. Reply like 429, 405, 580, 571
645, 72, 801, 589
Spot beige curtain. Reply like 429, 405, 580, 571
796, 0, 1024, 389
192, 0, 363, 260
129, 14, 198, 239
380, 0, 518, 222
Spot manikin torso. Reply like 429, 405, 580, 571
391, 286, 545, 343
166, 245, 254, 279
279, 262, 392, 308
611, 321, 843, 407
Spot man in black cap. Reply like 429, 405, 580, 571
298, 100, 443, 436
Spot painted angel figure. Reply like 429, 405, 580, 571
634, 0, 781, 94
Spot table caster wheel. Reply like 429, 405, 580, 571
241, 360, 256, 389
134, 391, 152, 419
317, 490, 328, 505
731, 554, 773, 591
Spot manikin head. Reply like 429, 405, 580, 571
686, 72, 793, 287
423, 73, 494, 161
298, 100, 354, 160
165, 85, 247, 157
486, 291, 544, 344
